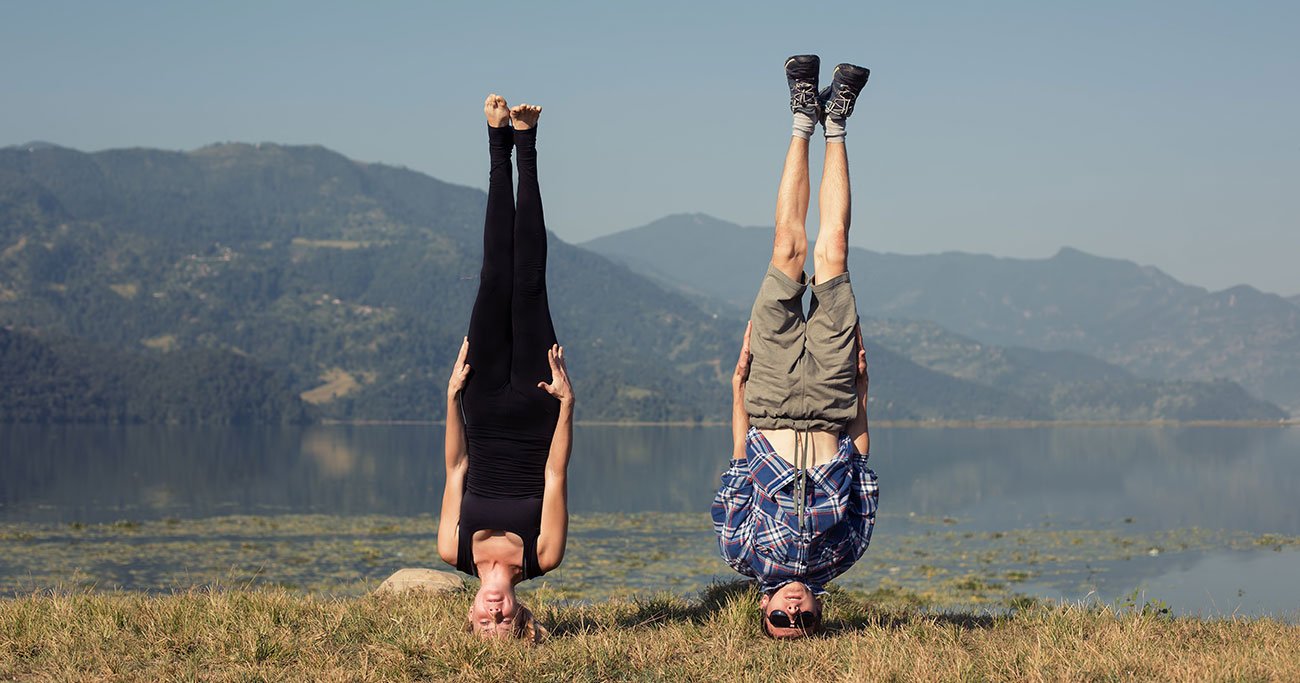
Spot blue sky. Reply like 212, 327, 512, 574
3, 1, 1298, 294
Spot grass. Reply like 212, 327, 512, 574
5, 515, 1299, 679
2, 584, 1298, 681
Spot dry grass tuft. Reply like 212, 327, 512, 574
1, 583, 1297, 681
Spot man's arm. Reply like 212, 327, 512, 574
847, 323, 869, 455
713, 321, 758, 575
437, 338, 471, 567
731, 322, 753, 461
536, 345, 574, 573
711, 457, 757, 576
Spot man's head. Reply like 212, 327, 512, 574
759, 581, 823, 639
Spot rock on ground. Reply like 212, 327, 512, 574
374, 568, 465, 596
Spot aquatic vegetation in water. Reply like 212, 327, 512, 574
1, 512, 1298, 610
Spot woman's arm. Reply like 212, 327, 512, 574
535, 345, 574, 573
437, 338, 472, 567
731, 322, 753, 461
847, 324, 870, 455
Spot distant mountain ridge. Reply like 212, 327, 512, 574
0, 142, 1123, 423
0, 143, 737, 422
858, 318, 1282, 421
585, 213, 1296, 417
0, 143, 1279, 421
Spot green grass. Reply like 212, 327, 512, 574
2, 584, 1297, 681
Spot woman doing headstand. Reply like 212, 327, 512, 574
438, 95, 574, 641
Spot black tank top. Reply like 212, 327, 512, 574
455, 491, 547, 580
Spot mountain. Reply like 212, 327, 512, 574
1, 326, 309, 424
0, 143, 745, 422
585, 214, 1300, 416
583, 213, 765, 316
0, 143, 1064, 424
3, 147, 1285, 423
859, 319, 1284, 421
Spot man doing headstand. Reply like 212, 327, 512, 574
712, 54, 879, 639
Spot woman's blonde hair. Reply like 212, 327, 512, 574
467, 604, 544, 644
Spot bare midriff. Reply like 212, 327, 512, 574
758, 428, 842, 468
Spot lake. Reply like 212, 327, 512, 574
2, 424, 1298, 618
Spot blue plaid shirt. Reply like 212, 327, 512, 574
711, 427, 879, 594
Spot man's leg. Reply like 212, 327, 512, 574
805, 128, 860, 435
774, 53, 820, 280
812, 141, 850, 284
745, 58, 826, 431
772, 136, 811, 281
813, 61, 869, 283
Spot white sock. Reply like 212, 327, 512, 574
824, 116, 846, 142
792, 111, 816, 140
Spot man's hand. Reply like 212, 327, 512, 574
537, 344, 575, 405
730, 322, 753, 460
732, 321, 753, 395
854, 323, 869, 399
448, 337, 471, 399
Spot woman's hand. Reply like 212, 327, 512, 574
537, 344, 574, 405
448, 337, 471, 399
732, 321, 753, 395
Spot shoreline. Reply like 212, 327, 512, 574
322, 417, 1300, 429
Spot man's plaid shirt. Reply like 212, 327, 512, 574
711, 427, 879, 594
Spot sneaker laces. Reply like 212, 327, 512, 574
825, 87, 858, 117
790, 81, 819, 111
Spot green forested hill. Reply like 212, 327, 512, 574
0, 144, 1285, 423
0, 327, 309, 424
0, 143, 739, 422
2, 143, 1042, 423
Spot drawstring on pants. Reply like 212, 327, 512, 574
793, 429, 815, 529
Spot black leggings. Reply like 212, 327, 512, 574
462, 125, 559, 499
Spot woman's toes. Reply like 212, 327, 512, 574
485, 94, 511, 127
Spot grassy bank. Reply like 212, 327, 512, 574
2, 585, 1298, 681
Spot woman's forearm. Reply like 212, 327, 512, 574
545, 398, 574, 477
537, 398, 574, 572
438, 392, 468, 566
445, 392, 467, 470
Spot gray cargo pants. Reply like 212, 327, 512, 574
744, 263, 859, 433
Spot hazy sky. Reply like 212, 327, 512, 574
3, 1, 1298, 295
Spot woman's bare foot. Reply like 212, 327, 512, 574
509, 104, 542, 130
485, 94, 511, 128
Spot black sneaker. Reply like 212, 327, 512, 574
821, 63, 870, 118
785, 54, 821, 116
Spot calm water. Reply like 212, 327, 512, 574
3, 424, 1299, 617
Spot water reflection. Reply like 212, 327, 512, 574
1, 425, 1298, 538
873, 427, 1298, 534
3, 424, 1299, 616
